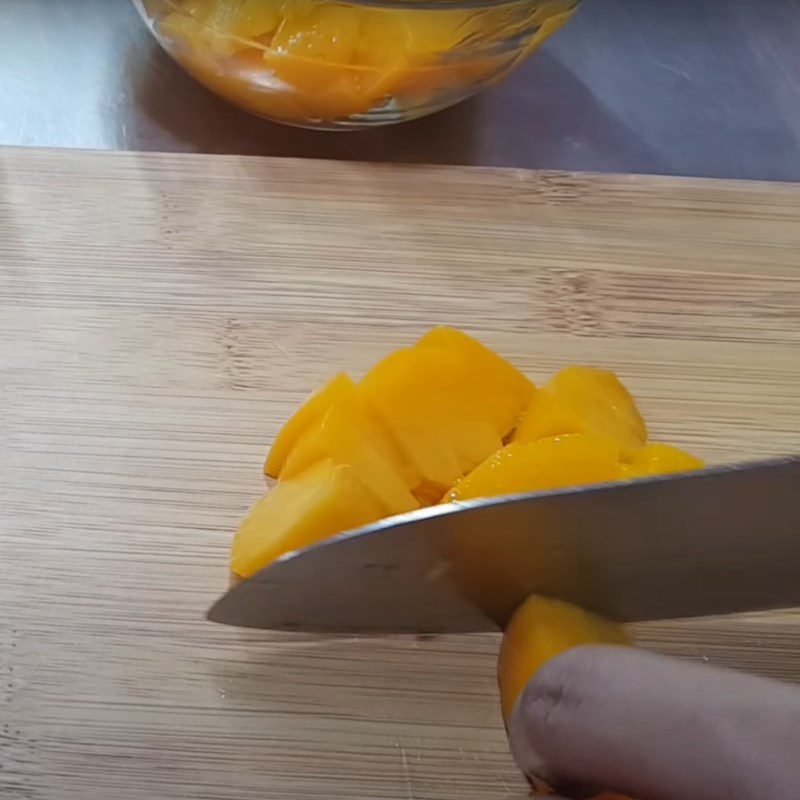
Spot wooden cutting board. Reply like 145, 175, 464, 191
1, 147, 799, 800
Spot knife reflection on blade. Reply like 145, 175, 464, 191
208, 457, 800, 634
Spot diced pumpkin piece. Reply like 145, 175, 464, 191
514, 367, 647, 458
229, 0, 281, 40
353, 9, 412, 68
272, 4, 361, 64
446, 434, 623, 503
417, 327, 536, 431
498, 595, 630, 722
355, 6, 476, 65
361, 345, 517, 490
282, 400, 418, 515
622, 443, 705, 478
167, 46, 309, 122
265, 373, 357, 478
232, 459, 385, 578
261, 52, 391, 120
160, 0, 250, 57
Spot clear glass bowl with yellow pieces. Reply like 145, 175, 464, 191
134, 0, 580, 129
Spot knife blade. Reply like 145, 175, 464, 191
207, 456, 800, 633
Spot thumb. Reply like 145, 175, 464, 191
507, 645, 800, 800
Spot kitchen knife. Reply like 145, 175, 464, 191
208, 456, 800, 633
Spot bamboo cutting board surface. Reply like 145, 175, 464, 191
1, 147, 800, 800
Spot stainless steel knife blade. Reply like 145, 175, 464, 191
207, 457, 800, 633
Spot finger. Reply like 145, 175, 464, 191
508, 645, 800, 800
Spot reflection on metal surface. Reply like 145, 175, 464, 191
208, 457, 800, 633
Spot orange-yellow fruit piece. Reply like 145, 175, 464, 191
514, 367, 647, 459
229, 0, 281, 40
165, 46, 308, 122
231, 459, 385, 578
361, 345, 525, 490
159, 0, 249, 58
354, 7, 475, 67
261, 52, 390, 120
622, 443, 705, 478
354, 8, 513, 105
446, 434, 623, 503
272, 3, 360, 64
417, 327, 535, 431
265, 373, 358, 479
498, 595, 629, 723
352, 9, 414, 68
261, 3, 398, 120
282, 399, 419, 515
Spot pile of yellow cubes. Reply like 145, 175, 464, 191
233, 328, 703, 577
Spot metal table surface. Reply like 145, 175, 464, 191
1, 0, 799, 180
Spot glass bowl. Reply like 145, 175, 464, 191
134, 0, 580, 130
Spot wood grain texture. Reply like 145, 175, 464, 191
1, 146, 800, 800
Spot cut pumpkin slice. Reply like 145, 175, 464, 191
498, 595, 630, 723
514, 366, 647, 458
229, 0, 281, 40
622, 443, 705, 478
265, 373, 358, 478
417, 327, 535, 432
361, 344, 529, 490
282, 399, 418, 515
446, 434, 623, 503
232, 459, 385, 578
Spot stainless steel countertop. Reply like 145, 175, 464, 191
1, 0, 799, 180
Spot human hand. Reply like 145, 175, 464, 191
507, 645, 800, 800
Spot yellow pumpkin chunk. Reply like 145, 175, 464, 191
232, 459, 385, 578
265, 373, 357, 478
282, 399, 418, 515
514, 366, 647, 458
361, 345, 515, 490
447, 434, 623, 502
622, 442, 705, 478
417, 327, 535, 431
498, 594, 629, 722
